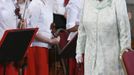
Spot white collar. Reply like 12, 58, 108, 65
92, 0, 112, 10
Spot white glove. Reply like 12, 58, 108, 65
75, 54, 83, 63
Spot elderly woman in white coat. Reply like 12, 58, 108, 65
75, 0, 131, 75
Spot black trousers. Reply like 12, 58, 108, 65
53, 14, 66, 29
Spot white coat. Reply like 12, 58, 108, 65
76, 0, 131, 75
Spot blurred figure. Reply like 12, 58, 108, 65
26, 0, 60, 75
65, 0, 83, 75
0, 0, 27, 75
128, 10, 132, 20
127, 9, 134, 49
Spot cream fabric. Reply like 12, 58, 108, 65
76, 0, 131, 75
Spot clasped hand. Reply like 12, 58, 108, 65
18, 19, 27, 28
75, 54, 83, 63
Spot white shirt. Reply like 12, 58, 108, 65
27, 0, 53, 48
66, 0, 83, 40
66, 0, 83, 29
0, 0, 17, 40
53, 0, 66, 15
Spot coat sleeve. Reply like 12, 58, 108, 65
115, 0, 131, 51
76, 18, 86, 55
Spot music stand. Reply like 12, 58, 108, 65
0, 28, 38, 75
59, 33, 77, 58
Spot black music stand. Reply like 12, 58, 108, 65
59, 33, 77, 58
0, 28, 38, 75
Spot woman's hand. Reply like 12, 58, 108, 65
67, 25, 79, 32
18, 19, 27, 28
75, 54, 83, 63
